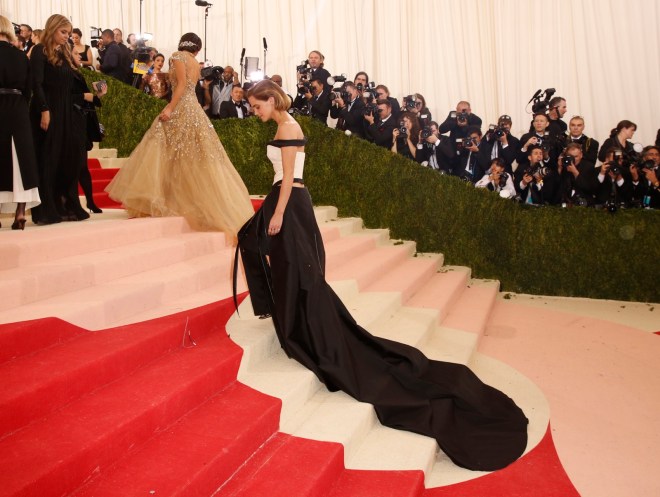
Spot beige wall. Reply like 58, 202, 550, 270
4, 0, 659, 147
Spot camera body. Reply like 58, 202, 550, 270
399, 121, 408, 136
201, 65, 224, 82
297, 80, 314, 95
363, 102, 379, 117
498, 171, 510, 188
526, 162, 550, 178
530, 88, 556, 114
403, 95, 418, 111
463, 137, 475, 148
330, 89, 350, 102
562, 155, 574, 167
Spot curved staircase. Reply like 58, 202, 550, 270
0, 204, 555, 496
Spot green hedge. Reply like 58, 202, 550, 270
84, 72, 660, 302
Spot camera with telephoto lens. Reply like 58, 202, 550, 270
296, 60, 311, 74
530, 88, 556, 114
635, 159, 657, 173
361, 83, 378, 102
330, 89, 350, 102
419, 114, 433, 140
526, 162, 550, 178
201, 65, 223, 81
456, 110, 469, 124
297, 80, 313, 95
398, 121, 408, 136
403, 95, 418, 110
363, 102, 379, 117
463, 137, 475, 148
488, 124, 506, 140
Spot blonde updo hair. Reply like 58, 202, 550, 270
247, 79, 291, 111
0, 15, 17, 43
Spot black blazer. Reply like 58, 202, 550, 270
366, 115, 396, 148
309, 89, 332, 125
330, 97, 366, 137
219, 100, 248, 119
481, 132, 520, 174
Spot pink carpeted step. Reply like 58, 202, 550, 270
440, 281, 500, 335
0, 217, 191, 270
216, 433, 345, 497
0, 302, 243, 497
365, 254, 442, 303
324, 232, 381, 268
326, 243, 415, 290
72, 382, 281, 497
0, 297, 242, 438
327, 469, 425, 497
406, 268, 471, 322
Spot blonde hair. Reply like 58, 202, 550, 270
41, 14, 75, 68
0, 15, 16, 43
247, 80, 291, 111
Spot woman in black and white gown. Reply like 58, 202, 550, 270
239, 79, 528, 472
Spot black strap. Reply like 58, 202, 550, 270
268, 138, 308, 147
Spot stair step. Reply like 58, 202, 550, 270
0, 318, 87, 364
0, 232, 228, 312
71, 382, 280, 497
0, 299, 239, 437
0, 217, 192, 270
406, 266, 471, 322
0, 323, 242, 497
327, 468, 425, 497
440, 280, 500, 335
88, 147, 117, 159
366, 253, 443, 303
90, 191, 123, 208
215, 433, 345, 497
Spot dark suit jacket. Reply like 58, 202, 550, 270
480, 132, 519, 174
219, 100, 248, 119
309, 89, 332, 125
416, 136, 454, 172
330, 97, 366, 137
568, 135, 599, 165
100, 42, 128, 83
456, 147, 489, 183
366, 114, 396, 148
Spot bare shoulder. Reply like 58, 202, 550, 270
276, 119, 304, 140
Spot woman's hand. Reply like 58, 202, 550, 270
268, 211, 284, 236
40, 111, 50, 131
159, 105, 173, 122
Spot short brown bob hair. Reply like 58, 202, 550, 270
247, 79, 291, 111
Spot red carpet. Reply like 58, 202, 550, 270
0, 291, 579, 496
78, 158, 122, 208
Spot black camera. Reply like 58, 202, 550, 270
403, 95, 418, 110
330, 90, 349, 102
201, 65, 224, 81
498, 171, 509, 188
90, 27, 102, 49
297, 80, 313, 95
456, 111, 469, 124
530, 88, 556, 114
363, 102, 379, 116
562, 155, 574, 167
463, 137, 475, 147
398, 121, 408, 136
296, 60, 311, 73
487, 124, 506, 141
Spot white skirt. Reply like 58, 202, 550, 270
0, 137, 41, 213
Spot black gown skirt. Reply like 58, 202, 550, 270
237, 185, 528, 471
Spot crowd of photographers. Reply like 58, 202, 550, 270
283, 51, 660, 210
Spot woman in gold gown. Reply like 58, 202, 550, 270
106, 33, 253, 238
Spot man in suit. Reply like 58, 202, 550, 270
557, 142, 599, 206
96, 29, 129, 83
567, 116, 599, 165
295, 76, 331, 125
365, 99, 396, 148
330, 82, 366, 138
200, 65, 239, 118
416, 121, 454, 173
219, 85, 248, 119
456, 126, 489, 183
19, 24, 32, 53
514, 145, 559, 205
480, 115, 520, 174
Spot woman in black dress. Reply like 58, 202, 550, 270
239, 80, 528, 472
0, 16, 40, 229
30, 14, 89, 224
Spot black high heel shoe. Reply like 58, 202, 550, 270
88, 203, 103, 214
11, 219, 26, 231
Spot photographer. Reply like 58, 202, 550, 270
595, 147, 633, 207
514, 146, 557, 205
296, 50, 330, 91
518, 113, 560, 170
402, 93, 432, 122
456, 126, 488, 183
365, 99, 396, 148
354, 71, 370, 101
481, 115, 519, 174
416, 121, 454, 173
631, 146, 660, 208
292, 75, 331, 125
567, 115, 599, 164
438, 101, 482, 154
529, 96, 567, 138
476, 158, 517, 198
374, 84, 401, 120
557, 142, 599, 206
96, 29, 130, 83
597, 120, 639, 185
329, 81, 366, 138
391, 112, 420, 160
199, 65, 238, 118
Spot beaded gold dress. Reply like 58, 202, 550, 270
106, 51, 253, 237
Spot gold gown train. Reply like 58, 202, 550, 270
106, 50, 253, 238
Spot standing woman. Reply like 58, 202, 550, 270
26, 29, 42, 59
71, 28, 93, 68
30, 14, 89, 224
0, 15, 40, 229
140, 53, 170, 100
598, 120, 638, 163
391, 111, 420, 159
241, 80, 528, 472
